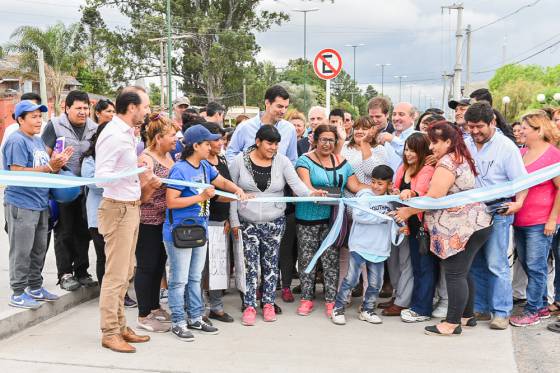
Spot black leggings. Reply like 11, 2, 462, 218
442, 226, 492, 324
279, 213, 298, 289
134, 223, 167, 317
89, 228, 106, 286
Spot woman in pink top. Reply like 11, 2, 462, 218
510, 111, 560, 327
393, 133, 436, 322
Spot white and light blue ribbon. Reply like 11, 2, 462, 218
3, 161, 560, 273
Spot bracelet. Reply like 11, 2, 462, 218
46, 163, 54, 173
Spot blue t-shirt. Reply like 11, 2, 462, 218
295, 154, 354, 222
3, 130, 51, 211
163, 159, 219, 242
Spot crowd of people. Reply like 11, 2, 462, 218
3, 83, 560, 353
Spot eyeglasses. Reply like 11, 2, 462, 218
318, 138, 336, 145
149, 113, 162, 121
344, 118, 352, 122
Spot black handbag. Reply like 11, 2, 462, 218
169, 166, 208, 248
416, 214, 430, 256
170, 212, 207, 249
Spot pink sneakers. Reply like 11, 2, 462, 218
510, 312, 540, 327
242, 306, 257, 326
281, 288, 295, 303
538, 307, 551, 319
297, 300, 314, 316
325, 302, 335, 317
263, 303, 277, 322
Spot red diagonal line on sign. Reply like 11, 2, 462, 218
319, 54, 339, 75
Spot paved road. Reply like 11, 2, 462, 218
0, 292, 518, 373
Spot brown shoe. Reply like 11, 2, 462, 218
101, 334, 136, 353
378, 298, 394, 309
474, 312, 492, 321
122, 327, 150, 343
382, 304, 407, 316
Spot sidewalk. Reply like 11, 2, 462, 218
0, 293, 518, 373
0, 192, 99, 340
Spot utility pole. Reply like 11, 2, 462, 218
242, 78, 247, 114
294, 8, 319, 115
393, 75, 407, 102
36, 48, 48, 121
149, 33, 193, 113
376, 63, 391, 96
166, 0, 173, 117
345, 43, 365, 106
442, 3, 464, 100
465, 24, 472, 95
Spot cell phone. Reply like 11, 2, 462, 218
485, 203, 509, 215
54, 137, 65, 153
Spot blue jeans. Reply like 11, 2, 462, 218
335, 251, 383, 311
164, 241, 207, 325
470, 214, 513, 317
552, 231, 560, 303
409, 236, 438, 316
514, 224, 555, 314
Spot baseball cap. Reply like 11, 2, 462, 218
183, 124, 221, 146
15, 100, 48, 119
173, 96, 190, 107
448, 98, 472, 110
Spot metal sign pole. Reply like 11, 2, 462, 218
326, 79, 331, 114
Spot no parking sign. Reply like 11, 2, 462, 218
313, 48, 343, 112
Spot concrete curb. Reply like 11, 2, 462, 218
0, 286, 99, 340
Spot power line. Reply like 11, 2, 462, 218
473, 38, 560, 74
471, 0, 541, 33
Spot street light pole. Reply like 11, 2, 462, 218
376, 63, 391, 96
294, 8, 319, 114
345, 43, 365, 106
393, 75, 407, 102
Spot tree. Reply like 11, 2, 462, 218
147, 82, 162, 109
75, 65, 112, 94
87, 0, 289, 104
5, 22, 85, 115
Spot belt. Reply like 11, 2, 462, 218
103, 197, 141, 206
485, 197, 511, 207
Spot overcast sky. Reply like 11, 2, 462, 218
1, 0, 558, 108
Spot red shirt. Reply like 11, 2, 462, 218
514, 145, 560, 227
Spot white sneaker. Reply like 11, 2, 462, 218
331, 308, 346, 325
401, 309, 431, 323
359, 309, 382, 324
432, 303, 448, 318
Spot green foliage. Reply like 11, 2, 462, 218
75, 66, 112, 94
87, 0, 289, 104
147, 83, 162, 109
489, 63, 560, 122
5, 22, 86, 114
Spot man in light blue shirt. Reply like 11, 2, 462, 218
464, 101, 528, 330
225, 85, 297, 164
378, 102, 417, 172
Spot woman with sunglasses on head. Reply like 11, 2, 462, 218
510, 112, 560, 327
295, 124, 368, 318
134, 114, 177, 333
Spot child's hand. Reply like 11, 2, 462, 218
201, 186, 215, 200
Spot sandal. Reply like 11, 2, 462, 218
548, 302, 560, 315
425, 324, 462, 336
547, 321, 560, 333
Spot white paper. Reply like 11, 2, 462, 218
232, 234, 246, 293
207, 225, 229, 290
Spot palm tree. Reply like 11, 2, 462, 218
5, 22, 84, 115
